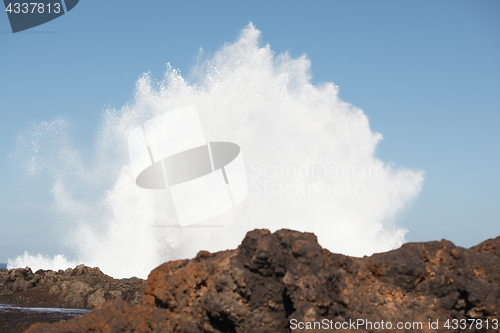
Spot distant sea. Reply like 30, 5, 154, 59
0, 263, 6, 269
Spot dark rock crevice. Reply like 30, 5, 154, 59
207, 311, 237, 333
281, 287, 295, 317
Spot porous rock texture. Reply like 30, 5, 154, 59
0, 264, 143, 309
25, 229, 500, 332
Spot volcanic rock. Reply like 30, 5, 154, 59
0, 264, 143, 310
25, 230, 500, 332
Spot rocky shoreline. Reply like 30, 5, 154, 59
0, 264, 144, 332
0, 264, 143, 310
1, 229, 499, 332
0, 304, 89, 333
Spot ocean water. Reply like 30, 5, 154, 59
0, 304, 90, 332
0, 304, 90, 315
0, 263, 7, 269
9, 23, 424, 279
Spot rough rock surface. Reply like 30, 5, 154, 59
25, 230, 500, 332
0, 264, 143, 310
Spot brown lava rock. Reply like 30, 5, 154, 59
0, 264, 143, 310
24, 230, 500, 333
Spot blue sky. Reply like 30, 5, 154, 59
1, 1, 499, 264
